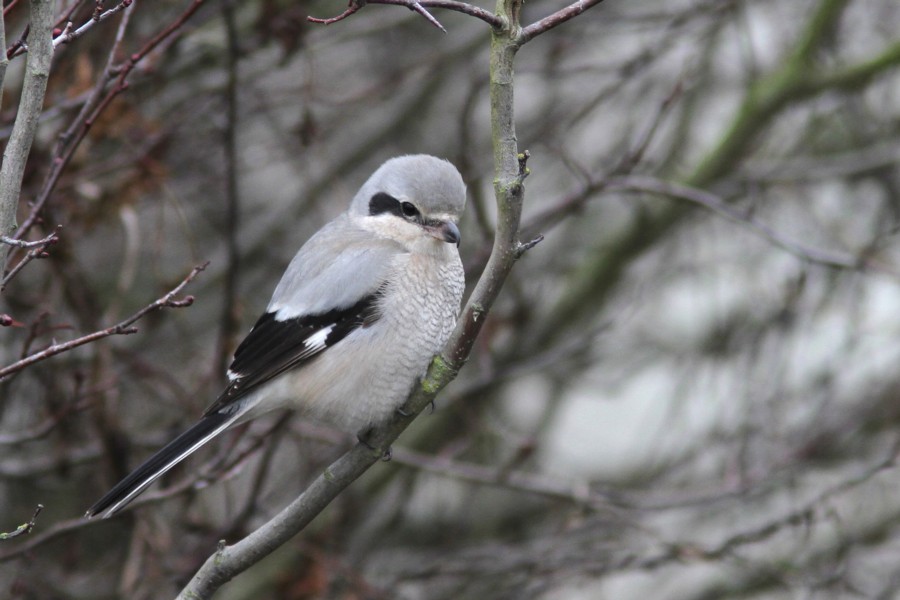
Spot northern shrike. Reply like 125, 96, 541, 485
87, 155, 466, 518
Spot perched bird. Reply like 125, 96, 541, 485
87, 155, 466, 518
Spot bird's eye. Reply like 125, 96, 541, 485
400, 202, 419, 218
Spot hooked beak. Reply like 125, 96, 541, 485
425, 220, 461, 247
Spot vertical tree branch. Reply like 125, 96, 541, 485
0, 0, 55, 275
0, 2, 8, 107
447, 0, 526, 366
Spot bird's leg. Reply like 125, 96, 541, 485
395, 399, 435, 419
356, 430, 392, 461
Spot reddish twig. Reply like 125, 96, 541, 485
5, 24, 29, 59
518, 0, 609, 43
307, 1, 364, 26
0, 262, 208, 382
13, 0, 207, 246
2, 0, 24, 18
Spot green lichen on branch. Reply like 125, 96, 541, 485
422, 354, 455, 395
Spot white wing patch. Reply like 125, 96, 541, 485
304, 326, 334, 353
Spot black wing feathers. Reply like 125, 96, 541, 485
205, 292, 382, 416
87, 290, 383, 517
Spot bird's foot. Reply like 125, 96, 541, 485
357, 431, 392, 461
395, 399, 435, 418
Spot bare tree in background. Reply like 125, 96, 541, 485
2, 0, 900, 598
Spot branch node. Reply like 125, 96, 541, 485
515, 233, 544, 258
2, 226, 60, 250
215, 539, 227, 558
166, 295, 195, 308
517, 150, 531, 182
470, 302, 485, 322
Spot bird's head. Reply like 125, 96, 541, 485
350, 155, 466, 252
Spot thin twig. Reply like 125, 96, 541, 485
0, 263, 209, 382
48, 0, 134, 53
307, 0, 365, 26
13, 0, 207, 246
1, 227, 61, 291
606, 176, 888, 274
519, 0, 608, 43
520, 81, 682, 240
308, 0, 503, 30
0, 397, 96, 445
0, 227, 58, 248
390, 446, 615, 511
0, 505, 43, 541
5, 24, 30, 60
0, 420, 284, 562
613, 78, 684, 174
616, 442, 900, 571
2, 0, 23, 18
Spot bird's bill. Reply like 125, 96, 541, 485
424, 220, 461, 246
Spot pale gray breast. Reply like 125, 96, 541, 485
305, 251, 463, 431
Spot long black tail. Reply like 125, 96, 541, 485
86, 409, 243, 519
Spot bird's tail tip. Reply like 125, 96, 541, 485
85, 410, 240, 519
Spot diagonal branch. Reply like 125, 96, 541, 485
605, 176, 888, 274
1, 227, 60, 291
519, 0, 608, 44
49, 0, 134, 52
0, 505, 43, 541
0, 263, 208, 383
